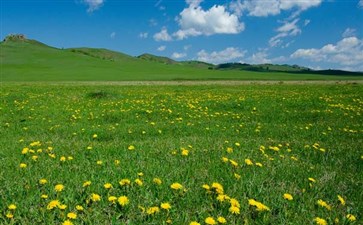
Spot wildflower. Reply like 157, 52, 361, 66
217, 194, 228, 202
161, 202, 171, 210
32, 155, 38, 161
119, 179, 131, 186
76, 205, 84, 211
138, 172, 144, 176
308, 177, 316, 183
245, 159, 253, 166
189, 222, 201, 225
283, 193, 293, 201
19, 163, 27, 168
337, 195, 345, 205
114, 160, 120, 165
346, 214, 356, 221
108, 196, 117, 203
41, 194, 48, 199
314, 217, 327, 225
60, 156, 66, 162
170, 182, 183, 190
229, 159, 238, 167
202, 184, 210, 190
8, 204, 16, 210
205, 217, 217, 225
211, 182, 224, 194
230, 198, 240, 208
235, 142, 240, 147
234, 173, 241, 179
47, 200, 60, 210
104, 183, 112, 189
317, 199, 331, 210
22, 147, 29, 154
59, 204, 67, 210
62, 220, 73, 225
255, 162, 263, 167
92, 134, 97, 138
153, 178, 162, 185
128, 145, 135, 150
248, 199, 270, 211
54, 184, 64, 192
90, 193, 101, 202
135, 178, 143, 186
222, 157, 229, 163
96, 160, 103, 165
147, 206, 160, 215
67, 212, 77, 219
118, 196, 129, 206
181, 148, 189, 156
229, 206, 240, 214
217, 216, 227, 223
6, 212, 14, 219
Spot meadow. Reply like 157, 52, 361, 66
0, 83, 362, 225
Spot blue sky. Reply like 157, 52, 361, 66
2, 0, 363, 71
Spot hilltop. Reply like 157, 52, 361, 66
1, 34, 362, 81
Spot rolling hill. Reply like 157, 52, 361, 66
1, 34, 362, 81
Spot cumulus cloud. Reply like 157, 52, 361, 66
171, 52, 187, 59
157, 45, 166, 51
230, 0, 322, 17
174, 3, 244, 40
291, 37, 363, 69
269, 19, 301, 47
342, 28, 357, 38
197, 47, 246, 64
83, 0, 104, 13
359, 0, 363, 8
139, 32, 148, 39
153, 28, 172, 41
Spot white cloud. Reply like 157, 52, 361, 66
342, 28, 357, 38
243, 50, 286, 64
110, 32, 116, 39
304, 19, 310, 26
230, 0, 322, 17
359, 0, 363, 8
83, 0, 104, 13
153, 28, 172, 41
174, 3, 244, 40
157, 45, 166, 51
291, 37, 363, 69
197, 47, 246, 64
186, 0, 203, 7
139, 32, 148, 39
269, 18, 301, 47
171, 52, 187, 59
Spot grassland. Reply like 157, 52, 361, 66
0, 83, 362, 224
1, 39, 362, 81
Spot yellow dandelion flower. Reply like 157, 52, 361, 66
229, 159, 239, 167
92, 134, 98, 138
170, 182, 183, 190
317, 199, 331, 210
119, 179, 131, 186
245, 158, 253, 166
68, 156, 73, 160
217, 216, 227, 224
82, 180, 92, 187
255, 162, 263, 167
76, 205, 84, 211
6, 213, 14, 219
96, 160, 103, 165
314, 217, 327, 225
235, 142, 240, 147
248, 199, 270, 211
22, 147, 29, 154
135, 178, 143, 186
108, 196, 117, 203
67, 212, 77, 219
138, 172, 144, 176
128, 145, 135, 150
32, 155, 38, 161
308, 177, 316, 183
114, 159, 120, 165
147, 206, 160, 215
60, 156, 66, 162
118, 196, 129, 206
226, 147, 233, 153
189, 222, 201, 225
205, 217, 217, 225
337, 195, 345, 206
217, 194, 228, 202
161, 202, 171, 210
283, 193, 293, 201
62, 220, 73, 225
19, 163, 27, 168
234, 173, 241, 179
90, 193, 101, 202
54, 184, 64, 192
153, 178, 162, 185
346, 214, 356, 221
211, 182, 224, 194
229, 206, 240, 214
230, 198, 240, 208
222, 157, 229, 163
7, 204, 16, 210
41, 194, 48, 199
202, 184, 210, 190
47, 200, 60, 210
104, 183, 113, 189
181, 149, 189, 156
58, 204, 67, 210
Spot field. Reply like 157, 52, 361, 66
0, 83, 362, 225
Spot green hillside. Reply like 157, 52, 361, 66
1, 35, 362, 81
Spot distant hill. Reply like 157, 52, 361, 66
1, 34, 362, 81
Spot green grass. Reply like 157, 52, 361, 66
1, 39, 362, 81
0, 83, 362, 224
